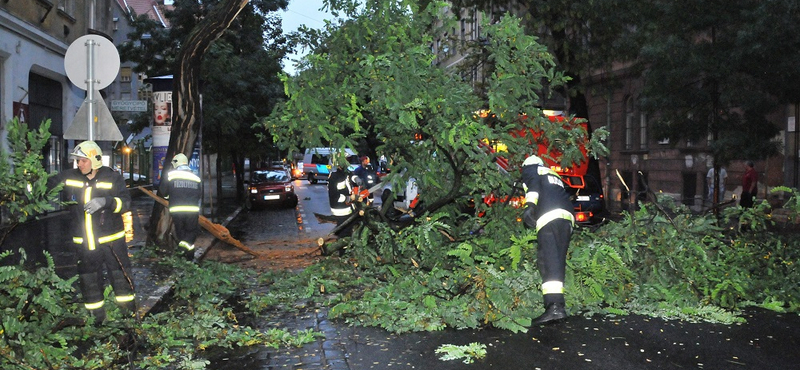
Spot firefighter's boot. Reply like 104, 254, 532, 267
109, 270, 136, 318
531, 302, 567, 326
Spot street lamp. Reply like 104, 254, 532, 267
123, 146, 132, 183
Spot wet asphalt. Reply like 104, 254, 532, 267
207, 302, 800, 370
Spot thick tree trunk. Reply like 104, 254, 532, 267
148, 0, 250, 246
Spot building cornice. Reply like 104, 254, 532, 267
0, 7, 68, 56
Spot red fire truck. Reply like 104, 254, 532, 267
480, 112, 605, 224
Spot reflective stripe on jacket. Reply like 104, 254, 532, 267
50, 167, 130, 250
164, 167, 202, 213
520, 164, 574, 232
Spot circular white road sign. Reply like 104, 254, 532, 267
64, 35, 120, 90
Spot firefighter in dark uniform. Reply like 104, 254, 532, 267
162, 153, 202, 260
328, 165, 354, 217
48, 141, 135, 324
520, 155, 575, 325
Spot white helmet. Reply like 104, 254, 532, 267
522, 155, 544, 167
172, 153, 189, 167
70, 141, 103, 169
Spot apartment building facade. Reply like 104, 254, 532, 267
0, 0, 170, 175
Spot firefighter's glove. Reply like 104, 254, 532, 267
522, 206, 537, 230
84, 198, 106, 214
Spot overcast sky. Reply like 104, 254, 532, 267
280, 0, 335, 75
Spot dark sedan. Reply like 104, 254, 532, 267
245, 168, 299, 210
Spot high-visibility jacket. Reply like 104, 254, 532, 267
49, 167, 130, 250
163, 166, 202, 214
520, 163, 574, 232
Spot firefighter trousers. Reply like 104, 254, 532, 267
76, 239, 136, 317
172, 211, 199, 247
535, 218, 573, 305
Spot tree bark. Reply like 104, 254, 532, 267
149, 0, 250, 246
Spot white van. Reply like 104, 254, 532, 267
302, 148, 359, 184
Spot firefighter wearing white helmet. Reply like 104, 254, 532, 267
519, 154, 574, 325
162, 153, 201, 260
47, 141, 136, 325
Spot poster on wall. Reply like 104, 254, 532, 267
152, 91, 172, 147
152, 90, 172, 187
13, 102, 29, 123
153, 146, 168, 187
190, 147, 201, 176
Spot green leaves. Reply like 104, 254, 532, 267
0, 250, 85, 369
436, 342, 487, 364
0, 119, 64, 241
262, 1, 606, 226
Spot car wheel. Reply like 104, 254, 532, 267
287, 195, 299, 208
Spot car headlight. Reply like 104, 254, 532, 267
250, 187, 258, 194
285, 184, 293, 192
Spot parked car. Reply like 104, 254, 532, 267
245, 168, 298, 210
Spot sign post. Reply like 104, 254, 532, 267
64, 35, 123, 141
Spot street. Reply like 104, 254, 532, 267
205, 179, 800, 370
204, 178, 335, 270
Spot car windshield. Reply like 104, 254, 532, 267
253, 170, 288, 183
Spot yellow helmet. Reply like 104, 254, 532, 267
522, 155, 544, 167
70, 141, 103, 169
172, 153, 189, 167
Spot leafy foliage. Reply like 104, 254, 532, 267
135, 257, 323, 369
265, 1, 608, 222
0, 251, 321, 369
298, 193, 798, 333
436, 342, 487, 364
0, 249, 85, 369
0, 118, 65, 243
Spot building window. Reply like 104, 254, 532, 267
58, 0, 75, 15
120, 67, 132, 83
639, 112, 647, 149
625, 96, 635, 150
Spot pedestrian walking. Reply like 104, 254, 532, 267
520, 155, 574, 325
352, 155, 378, 199
162, 153, 202, 260
706, 166, 727, 202
48, 141, 136, 324
740, 160, 758, 208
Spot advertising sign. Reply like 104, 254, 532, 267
152, 90, 172, 186
111, 100, 148, 112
